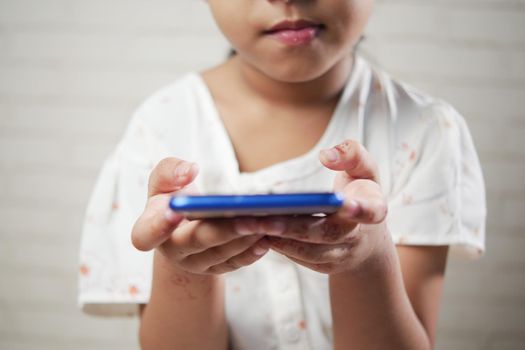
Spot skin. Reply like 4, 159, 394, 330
132, 1, 449, 349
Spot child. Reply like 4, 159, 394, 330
79, 0, 486, 349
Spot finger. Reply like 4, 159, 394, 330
167, 218, 265, 255
182, 235, 266, 273
319, 139, 379, 183
259, 215, 357, 244
131, 195, 184, 251
268, 237, 355, 264
286, 255, 337, 274
334, 197, 388, 224
148, 157, 199, 197
333, 180, 388, 224
206, 238, 270, 274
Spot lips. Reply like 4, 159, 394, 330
265, 19, 324, 33
264, 19, 324, 46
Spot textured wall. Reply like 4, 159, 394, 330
0, 0, 524, 349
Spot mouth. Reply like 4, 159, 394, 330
263, 19, 325, 46
264, 19, 325, 33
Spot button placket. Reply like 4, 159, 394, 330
278, 278, 290, 293
266, 260, 308, 349
284, 323, 301, 343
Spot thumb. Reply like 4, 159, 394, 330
148, 157, 199, 198
319, 140, 379, 183
131, 195, 185, 251
132, 158, 200, 252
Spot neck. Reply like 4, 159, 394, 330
230, 53, 354, 108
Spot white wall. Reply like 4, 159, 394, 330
0, 0, 524, 349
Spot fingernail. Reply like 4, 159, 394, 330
253, 246, 269, 256
165, 209, 182, 223
174, 162, 193, 178
189, 162, 199, 175
321, 148, 339, 163
265, 220, 286, 236
346, 200, 361, 218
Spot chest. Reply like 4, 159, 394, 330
215, 102, 335, 173
224, 252, 333, 349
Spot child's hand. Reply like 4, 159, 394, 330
260, 140, 390, 274
131, 158, 270, 275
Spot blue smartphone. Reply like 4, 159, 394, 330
169, 192, 344, 219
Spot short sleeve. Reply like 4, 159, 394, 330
78, 112, 168, 317
386, 102, 487, 258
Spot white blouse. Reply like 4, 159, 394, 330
78, 54, 486, 349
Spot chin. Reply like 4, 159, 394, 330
259, 59, 330, 83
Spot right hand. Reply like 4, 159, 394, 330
131, 158, 273, 275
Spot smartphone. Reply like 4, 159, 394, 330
169, 192, 344, 219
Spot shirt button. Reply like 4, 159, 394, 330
284, 324, 300, 343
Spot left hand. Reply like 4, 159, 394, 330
259, 139, 390, 274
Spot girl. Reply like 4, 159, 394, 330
79, 0, 486, 349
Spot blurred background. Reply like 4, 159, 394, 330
0, 0, 524, 349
